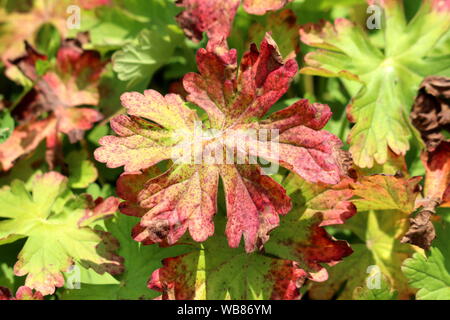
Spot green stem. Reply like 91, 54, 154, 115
303, 75, 315, 99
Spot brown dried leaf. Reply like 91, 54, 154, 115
402, 141, 450, 249
401, 209, 436, 250
411, 76, 450, 152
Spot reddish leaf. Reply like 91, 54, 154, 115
13, 40, 105, 142
95, 35, 345, 252
78, 196, 121, 227
0, 287, 12, 300
183, 36, 344, 184
183, 34, 298, 125
247, 9, 300, 60
175, 0, 294, 42
242, 0, 294, 15
0, 0, 110, 64
0, 117, 56, 171
0, 286, 43, 300
219, 165, 291, 251
78, 0, 111, 10
175, 0, 240, 43
0, 39, 107, 171
148, 176, 354, 300
55, 107, 103, 142
422, 141, 450, 205
0, 39, 106, 170
116, 168, 162, 218
136, 165, 220, 245
149, 248, 309, 300
284, 175, 357, 227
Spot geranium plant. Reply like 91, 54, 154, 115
0, 0, 449, 301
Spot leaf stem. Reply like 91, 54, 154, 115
303, 75, 315, 98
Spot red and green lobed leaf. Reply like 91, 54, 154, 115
246, 9, 300, 61
422, 141, 450, 206
175, 0, 294, 43
309, 173, 422, 299
0, 0, 111, 69
1, 0, 448, 304
0, 39, 107, 170
148, 175, 354, 300
242, 0, 294, 15
12, 40, 106, 141
175, 0, 241, 43
0, 286, 44, 300
0, 117, 56, 171
148, 213, 310, 300
0, 1, 76, 62
95, 34, 346, 252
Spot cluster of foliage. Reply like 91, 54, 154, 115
0, 0, 449, 300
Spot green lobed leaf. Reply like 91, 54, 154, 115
112, 27, 183, 87
353, 275, 398, 300
34, 22, 61, 58
300, 0, 450, 168
402, 221, 450, 300
66, 150, 98, 189
0, 172, 123, 295
62, 214, 191, 300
